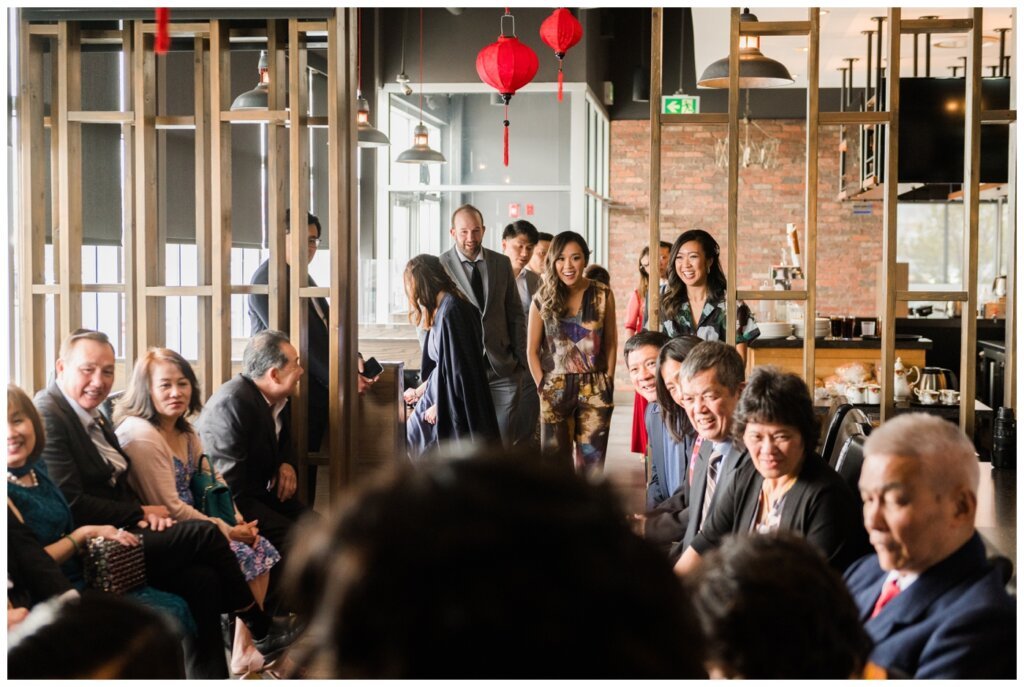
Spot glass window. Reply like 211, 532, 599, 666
897, 199, 1009, 303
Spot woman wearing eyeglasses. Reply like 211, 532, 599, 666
673, 367, 869, 576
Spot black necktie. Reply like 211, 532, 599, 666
469, 261, 485, 309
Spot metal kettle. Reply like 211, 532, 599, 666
918, 367, 958, 392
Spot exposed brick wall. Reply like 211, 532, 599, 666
607, 119, 883, 387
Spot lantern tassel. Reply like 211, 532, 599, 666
503, 105, 510, 167
558, 63, 564, 102
155, 8, 170, 55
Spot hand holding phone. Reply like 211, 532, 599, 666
359, 356, 384, 379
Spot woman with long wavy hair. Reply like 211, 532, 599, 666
403, 254, 499, 460
527, 232, 617, 474
660, 229, 759, 361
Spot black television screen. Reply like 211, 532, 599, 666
897, 77, 1010, 184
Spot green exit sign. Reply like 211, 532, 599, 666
661, 95, 700, 115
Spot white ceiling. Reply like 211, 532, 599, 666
689, 7, 1015, 88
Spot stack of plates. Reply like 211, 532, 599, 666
757, 321, 793, 339
794, 317, 830, 338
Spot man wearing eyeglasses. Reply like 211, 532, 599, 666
248, 210, 373, 505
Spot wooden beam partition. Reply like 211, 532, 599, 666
725, 8, 740, 347
133, 21, 160, 353
18, 27, 48, 389
209, 20, 233, 386
56, 21, 83, 336
802, 8, 820, 385
288, 18, 312, 502
326, 8, 359, 501
121, 22, 138, 367
267, 20, 288, 332
195, 33, 214, 399
647, 8, 662, 332
958, 8, 983, 435
1005, 12, 1017, 410
879, 9, 901, 421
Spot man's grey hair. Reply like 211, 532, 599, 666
243, 330, 291, 380
864, 413, 980, 494
677, 340, 745, 393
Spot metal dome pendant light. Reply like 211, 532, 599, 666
698, 8, 794, 88
357, 9, 390, 148
231, 50, 270, 111
397, 9, 446, 164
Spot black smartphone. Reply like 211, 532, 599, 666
359, 356, 384, 379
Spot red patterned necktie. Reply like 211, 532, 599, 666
870, 578, 901, 618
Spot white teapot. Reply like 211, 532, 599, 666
893, 356, 920, 401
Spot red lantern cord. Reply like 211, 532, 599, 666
357, 8, 361, 96
155, 8, 170, 55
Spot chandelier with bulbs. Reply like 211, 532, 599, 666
714, 91, 781, 170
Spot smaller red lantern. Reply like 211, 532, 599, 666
476, 10, 539, 167
155, 8, 170, 55
539, 8, 583, 102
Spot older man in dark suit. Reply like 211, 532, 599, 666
197, 329, 313, 566
644, 342, 747, 561
35, 329, 296, 679
440, 204, 528, 447
845, 413, 1015, 679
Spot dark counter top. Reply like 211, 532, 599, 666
751, 337, 933, 350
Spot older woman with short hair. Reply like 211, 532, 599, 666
674, 366, 869, 575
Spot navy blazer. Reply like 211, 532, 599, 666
845, 533, 1016, 679
197, 374, 294, 506
35, 382, 144, 528
644, 402, 694, 510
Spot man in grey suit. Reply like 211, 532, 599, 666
644, 341, 747, 562
440, 204, 527, 446
502, 220, 542, 448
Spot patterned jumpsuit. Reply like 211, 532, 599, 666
535, 280, 615, 474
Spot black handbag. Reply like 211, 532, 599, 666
83, 534, 147, 594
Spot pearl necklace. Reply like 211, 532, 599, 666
7, 469, 39, 488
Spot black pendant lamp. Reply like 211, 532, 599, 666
632, 16, 650, 102
230, 51, 269, 110
356, 9, 390, 148
698, 8, 794, 88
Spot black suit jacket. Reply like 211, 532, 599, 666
196, 374, 294, 507
35, 383, 144, 528
691, 453, 870, 572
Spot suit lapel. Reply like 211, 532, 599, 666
46, 384, 118, 479
483, 249, 499, 314
443, 249, 480, 310
689, 440, 713, 519
866, 536, 984, 638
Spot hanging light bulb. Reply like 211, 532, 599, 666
396, 9, 414, 96
356, 9, 390, 148
230, 50, 270, 111
397, 9, 446, 165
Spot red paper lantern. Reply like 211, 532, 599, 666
476, 11, 538, 167
155, 8, 170, 55
539, 8, 583, 102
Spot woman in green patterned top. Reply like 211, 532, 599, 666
660, 229, 759, 362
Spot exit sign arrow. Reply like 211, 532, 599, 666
661, 95, 700, 115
